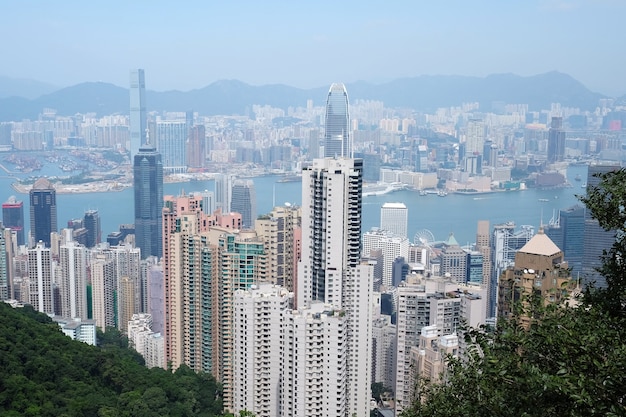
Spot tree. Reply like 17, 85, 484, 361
403, 168, 626, 417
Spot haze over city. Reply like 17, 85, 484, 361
1, 0, 625, 95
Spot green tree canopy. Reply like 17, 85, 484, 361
404, 168, 626, 417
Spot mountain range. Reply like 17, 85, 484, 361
0, 72, 615, 122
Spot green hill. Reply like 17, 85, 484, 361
0, 303, 224, 417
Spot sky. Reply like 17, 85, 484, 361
1, 0, 625, 96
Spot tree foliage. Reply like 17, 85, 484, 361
403, 168, 626, 417
0, 304, 224, 416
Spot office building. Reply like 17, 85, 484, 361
2, 196, 24, 246
439, 233, 467, 283
490, 223, 533, 317
54, 317, 97, 345
27, 242, 54, 314
380, 202, 408, 238
363, 228, 410, 288
323, 83, 351, 158
83, 209, 100, 248
156, 120, 188, 173
29, 178, 57, 247
134, 141, 163, 259
582, 164, 619, 289
498, 228, 576, 328
230, 179, 256, 229
547, 117, 566, 164
545, 205, 585, 279
215, 173, 234, 213
187, 125, 206, 168
465, 119, 485, 155
129, 69, 147, 161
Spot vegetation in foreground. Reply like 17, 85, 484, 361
403, 169, 626, 417
0, 305, 224, 417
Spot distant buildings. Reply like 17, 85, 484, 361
547, 116, 566, 164
156, 120, 188, 173
230, 179, 256, 229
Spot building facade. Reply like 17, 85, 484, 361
380, 202, 408, 238
133, 142, 163, 259
2, 196, 24, 246
29, 178, 57, 247
129, 69, 146, 161
323, 83, 351, 158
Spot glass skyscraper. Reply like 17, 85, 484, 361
323, 83, 351, 158
230, 179, 256, 229
134, 143, 163, 259
2, 196, 24, 246
129, 69, 146, 162
29, 178, 57, 247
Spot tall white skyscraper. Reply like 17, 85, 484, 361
380, 202, 408, 238
58, 239, 88, 320
27, 242, 54, 314
215, 173, 234, 213
298, 154, 372, 417
156, 120, 188, 173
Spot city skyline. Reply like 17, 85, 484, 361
1, 1, 625, 96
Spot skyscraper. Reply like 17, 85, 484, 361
58, 238, 88, 320
27, 242, 54, 314
134, 142, 164, 259
215, 173, 234, 213
129, 69, 146, 162
187, 125, 206, 168
582, 164, 619, 288
2, 196, 24, 246
380, 202, 408, 238
156, 120, 188, 173
29, 178, 57, 247
297, 155, 372, 417
230, 179, 256, 229
298, 157, 363, 307
547, 116, 566, 164
323, 83, 351, 158
83, 209, 101, 248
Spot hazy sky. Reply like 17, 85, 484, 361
1, 0, 625, 95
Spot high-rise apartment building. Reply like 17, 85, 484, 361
255, 205, 301, 291
582, 164, 619, 289
380, 202, 408, 238
156, 120, 188, 173
323, 83, 351, 158
29, 178, 57, 247
297, 153, 372, 417
230, 179, 256, 229
91, 255, 116, 330
394, 274, 486, 414
475, 220, 491, 289
2, 196, 24, 246
232, 284, 292, 417
465, 119, 485, 155
129, 69, 146, 161
0, 224, 9, 300
27, 242, 54, 314
134, 142, 163, 259
58, 239, 88, 320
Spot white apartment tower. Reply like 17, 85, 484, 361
363, 228, 410, 288
232, 284, 292, 417
27, 242, 54, 314
297, 156, 372, 417
58, 240, 88, 320
380, 202, 408, 238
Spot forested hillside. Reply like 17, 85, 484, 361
0, 304, 223, 417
